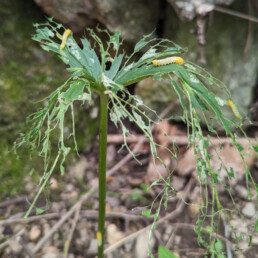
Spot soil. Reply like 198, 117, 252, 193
0, 121, 258, 258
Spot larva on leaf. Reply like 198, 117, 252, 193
59, 29, 71, 50
152, 56, 184, 66
227, 100, 242, 120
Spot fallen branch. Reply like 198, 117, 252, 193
107, 134, 257, 146
0, 197, 27, 208
0, 210, 153, 226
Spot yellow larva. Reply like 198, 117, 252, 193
227, 100, 242, 120
59, 29, 71, 50
152, 56, 184, 66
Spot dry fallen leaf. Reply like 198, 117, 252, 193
145, 148, 172, 183
210, 142, 256, 186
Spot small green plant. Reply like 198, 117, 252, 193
158, 246, 178, 258
15, 18, 258, 257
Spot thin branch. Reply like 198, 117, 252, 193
107, 134, 257, 146
214, 5, 258, 23
165, 224, 179, 249
0, 210, 152, 226
0, 197, 27, 208
64, 201, 82, 258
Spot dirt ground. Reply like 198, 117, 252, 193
1, 120, 258, 258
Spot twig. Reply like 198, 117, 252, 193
221, 212, 233, 258
64, 201, 82, 258
108, 134, 257, 146
103, 177, 194, 255
165, 224, 178, 249
0, 197, 27, 208
243, 0, 253, 59
0, 210, 152, 226
214, 5, 258, 23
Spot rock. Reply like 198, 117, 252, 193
60, 190, 79, 201
87, 239, 98, 255
106, 144, 116, 166
235, 185, 249, 200
50, 177, 58, 190
34, 0, 160, 43
242, 202, 256, 218
8, 239, 22, 254
134, 230, 155, 258
29, 225, 41, 241
107, 224, 126, 245
42, 246, 61, 258
166, 0, 234, 21
77, 220, 89, 243
136, 2, 257, 125
164, 1, 257, 118
68, 157, 88, 180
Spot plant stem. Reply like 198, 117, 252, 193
97, 93, 109, 258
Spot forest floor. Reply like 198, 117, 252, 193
1, 118, 258, 258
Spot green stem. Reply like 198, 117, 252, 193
97, 92, 109, 258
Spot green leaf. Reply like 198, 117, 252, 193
158, 246, 178, 258
61, 79, 86, 103
36, 208, 45, 215
115, 63, 183, 86
133, 31, 155, 52
214, 239, 222, 252
105, 53, 124, 80
252, 144, 258, 152
170, 79, 186, 110
142, 209, 152, 217
254, 220, 258, 231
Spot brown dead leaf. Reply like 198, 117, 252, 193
176, 141, 256, 187
145, 148, 174, 183
154, 120, 178, 147
176, 147, 196, 177
210, 142, 256, 185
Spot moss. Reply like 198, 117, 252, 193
0, 0, 99, 197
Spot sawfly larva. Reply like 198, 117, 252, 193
59, 29, 71, 50
152, 56, 184, 66
227, 100, 242, 120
